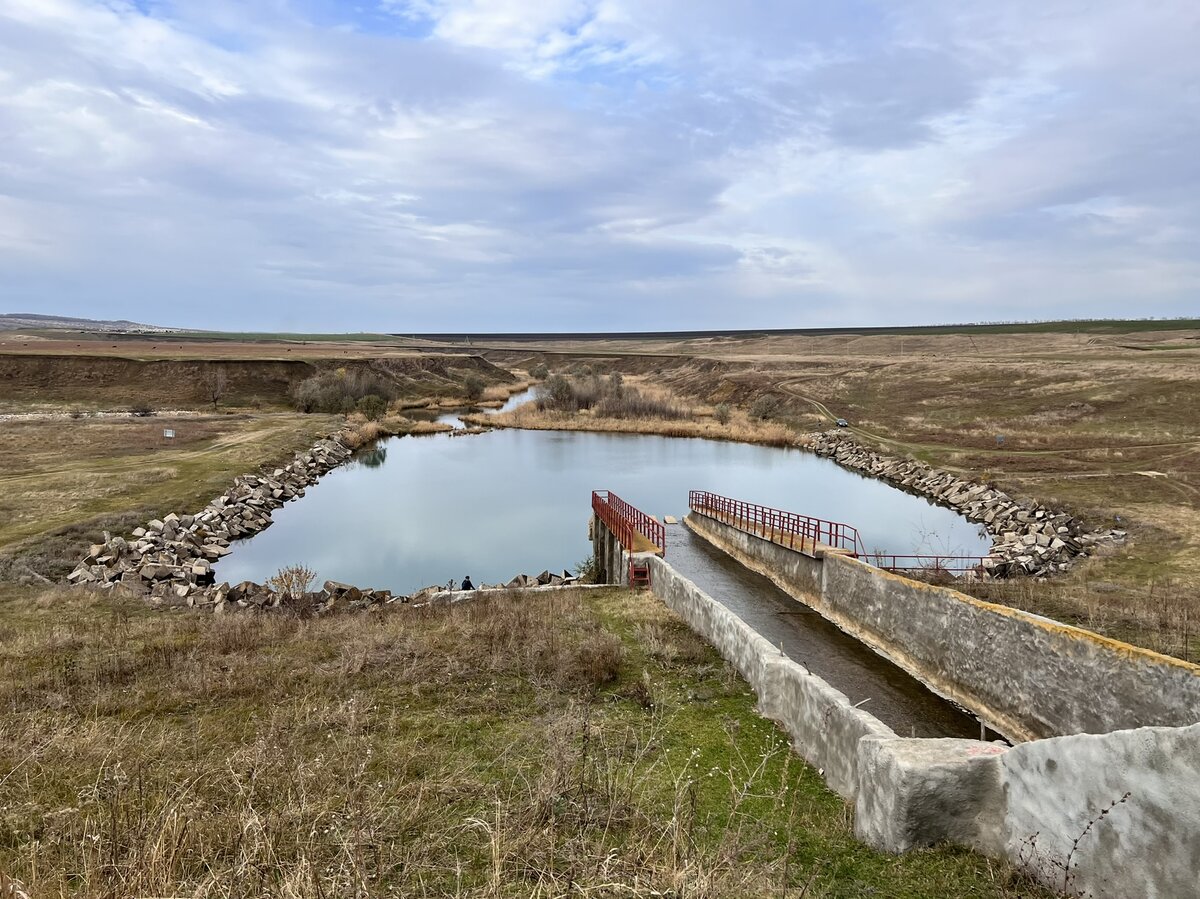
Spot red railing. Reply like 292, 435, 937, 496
592, 490, 666, 556
862, 554, 989, 575
689, 491, 866, 556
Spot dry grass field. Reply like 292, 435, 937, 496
0, 412, 339, 582
0, 585, 1045, 898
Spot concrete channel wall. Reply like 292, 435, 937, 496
590, 514, 1200, 897
686, 511, 1200, 742
644, 553, 895, 798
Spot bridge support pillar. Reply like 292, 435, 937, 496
590, 513, 628, 586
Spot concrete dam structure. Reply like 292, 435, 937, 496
589, 489, 1200, 899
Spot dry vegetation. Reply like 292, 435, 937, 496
0, 585, 1044, 898
469, 374, 805, 449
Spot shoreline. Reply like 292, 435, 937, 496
461, 406, 806, 449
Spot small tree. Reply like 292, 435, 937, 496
356, 394, 387, 421
531, 363, 549, 380
713, 403, 732, 425
539, 374, 575, 411
463, 374, 485, 402
205, 366, 228, 408
749, 394, 781, 421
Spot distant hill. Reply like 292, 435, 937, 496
0, 312, 173, 333
392, 317, 1200, 342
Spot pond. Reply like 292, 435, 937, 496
214, 409, 991, 595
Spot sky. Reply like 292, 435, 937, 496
0, 0, 1197, 332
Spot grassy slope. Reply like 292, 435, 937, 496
0, 586, 1043, 898
0, 413, 338, 580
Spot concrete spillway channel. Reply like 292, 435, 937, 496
664, 524, 980, 740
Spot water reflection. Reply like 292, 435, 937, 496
433, 386, 539, 429
351, 445, 388, 469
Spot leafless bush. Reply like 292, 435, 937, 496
536, 374, 600, 412
463, 373, 486, 402
266, 563, 317, 615
749, 393, 782, 420
595, 386, 687, 420
204, 366, 227, 408
291, 368, 398, 413
537, 373, 688, 420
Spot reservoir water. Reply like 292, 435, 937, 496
215, 414, 990, 596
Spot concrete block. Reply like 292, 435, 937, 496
854, 736, 1006, 854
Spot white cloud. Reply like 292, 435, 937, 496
0, 0, 1196, 329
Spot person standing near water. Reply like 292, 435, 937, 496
461, 575, 474, 591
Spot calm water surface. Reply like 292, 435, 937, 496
216, 415, 990, 594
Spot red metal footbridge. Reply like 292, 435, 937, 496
592, 490, 665, 586
688, 490, 866, 556
687, 491, 990, 576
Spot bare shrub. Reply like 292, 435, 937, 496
463, 373, 485, 402
749, 393, 782, 420
713, 403, 732, 425
204, 366, 227, 408
531, 362, 549, 380
355, 394, 386, 421
573, 553, 599, 584
266, 563, 317, 614
573, 630, 624, 687
594, 386, 686, 420
291, 368, 398, 414
536, 374, 686, 420
537, 374, 598, 413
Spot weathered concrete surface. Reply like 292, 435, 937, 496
684, 513, 825, 599
590, 514, 629, 586
821, 550, 1200, 740
688, 510, 1200, 741
855, 737, 1006, 854
855, 724, 1200, 898
995, 723, 1200, 899
646, 554, 893, 799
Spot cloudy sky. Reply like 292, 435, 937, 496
0, 0, 1197, 331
